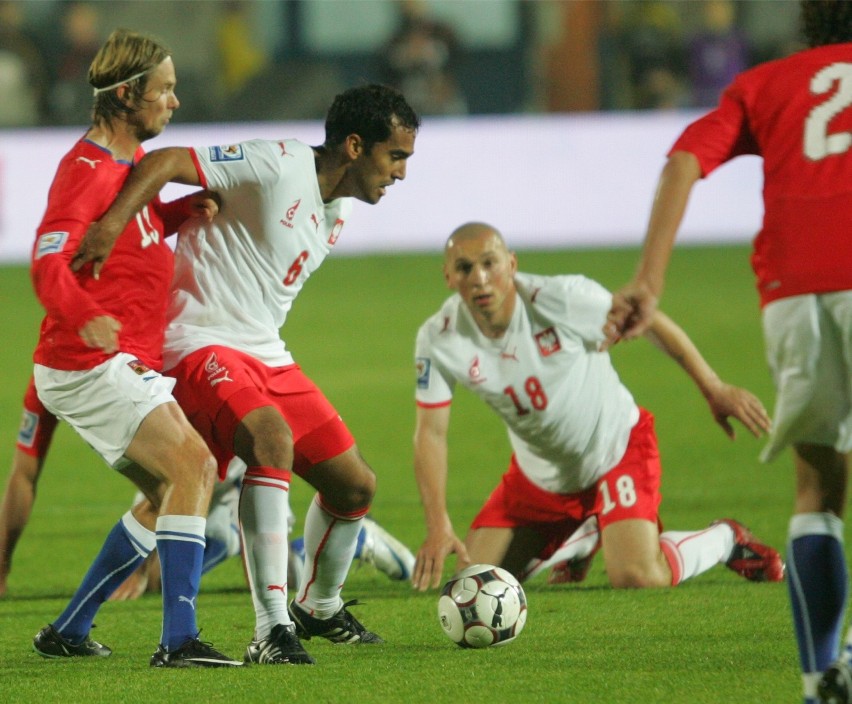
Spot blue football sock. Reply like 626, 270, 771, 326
156, 515, 206, 651
201, 537, 229, 575
55, 512, 155, 643
788, 513, 847, 676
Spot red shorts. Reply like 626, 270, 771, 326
169, 346, 355, 479
471, 409, 663, 560
16, 377, 58, 458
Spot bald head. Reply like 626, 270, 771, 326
444, 222, 507, 262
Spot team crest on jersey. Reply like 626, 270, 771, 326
328, 218, 344, 245
416, 357, 431, 389
534, 327, 561, 357
209, 145, 244, 162
280, 199, 301, 229
17, 409, 38, 448
468, 356, 487, 384
34, 231, 68, 259
127, 359, 152, 375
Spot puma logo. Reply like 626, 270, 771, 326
75, 156, 101, 169
178, 595, 197, 610
266, 584, 287, 593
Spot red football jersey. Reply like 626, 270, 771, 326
31, 138, 174, 371
671, 43, 852, 307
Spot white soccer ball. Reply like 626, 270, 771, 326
437, 563, 527, 648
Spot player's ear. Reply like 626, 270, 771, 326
115, 84, 131, 106
344, 134, 363, 160
443, 263, 456, 290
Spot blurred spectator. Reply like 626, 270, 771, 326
0, 0, 49, 126
620, 0, 688, 110
218, 1, 268, 101
687, 0, 749, 107
44, 2, 103, 126
382, 0, 468, 116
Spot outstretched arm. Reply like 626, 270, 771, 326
72, 147, 201, 278
412, 403, 470, 591
645, 310, 771, 439
605, 151, 702, 345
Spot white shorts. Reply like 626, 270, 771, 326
34, 353, 177, 468
760, 291, 852, 462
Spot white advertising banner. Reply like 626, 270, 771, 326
0, 112, 762, 264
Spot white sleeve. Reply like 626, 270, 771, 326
414, 324, 454, 406
192, 140, 281, 192
556, 275, 611, 348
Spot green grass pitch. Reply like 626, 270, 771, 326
0, 245, 806, 702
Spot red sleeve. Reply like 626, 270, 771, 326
669, 78, 760, 177
30, 156, 114, 331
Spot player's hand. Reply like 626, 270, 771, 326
79, 315, 121, 354
704, 381, 771, 440
602, 282, 659, 350
187, 190, 221, 221
413, 531, 470, 591
109, 566, 149, 601
71, 218, 123, 279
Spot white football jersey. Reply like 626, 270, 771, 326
163, 139, 352, 369
415, 272, 640, 494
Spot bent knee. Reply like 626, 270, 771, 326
607, 564, 670, 589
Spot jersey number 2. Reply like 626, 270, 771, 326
805, 62, 852, 160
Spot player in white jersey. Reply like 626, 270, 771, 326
73, 85, 420, 665
411, 222, 785, 592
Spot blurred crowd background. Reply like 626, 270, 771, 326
0, 0, 803, 128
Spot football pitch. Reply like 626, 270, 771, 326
0, 245, 804, 703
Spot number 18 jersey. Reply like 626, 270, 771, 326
671, 42, 852, 307
415, 273, 639, 494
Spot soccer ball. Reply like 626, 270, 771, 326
437, 564, 527, 648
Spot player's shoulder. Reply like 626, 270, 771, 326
516, 271, 605, 302
417, 294, 463, 341
737, 43, 852, 87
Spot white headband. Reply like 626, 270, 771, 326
92, 69, 149, 96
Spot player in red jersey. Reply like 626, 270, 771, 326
606, 3, 852, 703
28, 29, 239, 668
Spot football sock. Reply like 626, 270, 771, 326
201, 489, 241, 574
520, 515, 599, 580
55, 511, 155, 643
787, 512, 846, 699
294, 494, 367, 619
659, 522, 734, 584
156, 514, 206, 651
239, 466, 292, 640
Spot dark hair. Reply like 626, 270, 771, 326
801, 0, 852, 47
324, 84, 420, 152
89, 29, 171, 125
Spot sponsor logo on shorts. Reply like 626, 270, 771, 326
209, 145, 244, 162
416, 357, 431, 389
205, 352, 233, 387
534, 327, 561, 357
35, 231, 68, 259
17, 409, 38, 448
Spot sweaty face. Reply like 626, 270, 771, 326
350, 121, 416, 204
444, 229, 517, 336
128, 57, 179, 142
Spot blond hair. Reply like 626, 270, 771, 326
88, 28, 171, 125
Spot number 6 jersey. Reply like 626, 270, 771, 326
670, 42, 852, 307
415, 273, 639, 494
164, 139, 351, 371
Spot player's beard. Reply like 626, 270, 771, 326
129, 113, 165, 143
